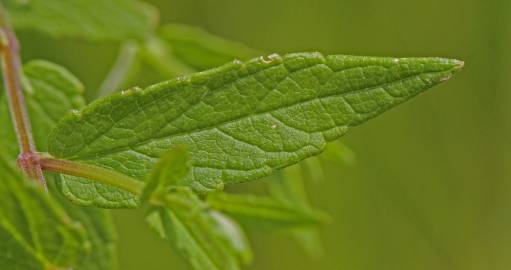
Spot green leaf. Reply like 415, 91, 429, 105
0, 60, 118, 269
101, 38, 196, 96
108, 24, 260, 94
48, 53, 463, 208
320, 140, 356, 166
47, 175, 118, 270
4, 0, 157, 41
270, 165, 310, 204
267, 165, 325, 257
0, 155, 90, 270
0, 60, 86, 155
208, 211, 252, 265
146, 187, 251, 270
141, 146, 190, 203
158, 24, 261, 71
207, 192, 327, 230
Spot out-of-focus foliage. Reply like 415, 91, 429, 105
157, 24, 261, 71
146, 187, 252, 270
207, 192, 328, 230
0, 155, 89, 270
98, 23, 261, 96
4, 0, 157, 41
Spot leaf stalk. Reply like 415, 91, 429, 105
39, 156, 193, 209
39, 157, 145, 195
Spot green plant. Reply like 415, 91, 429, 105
0, 1, 463, 269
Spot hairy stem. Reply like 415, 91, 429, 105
0, 4, 46, 189
39, 156, 193, 209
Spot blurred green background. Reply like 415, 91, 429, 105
16, 0, 511, 269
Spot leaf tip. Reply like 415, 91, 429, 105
438, 58, 464, 82
448, 58, 465, 72
454, 59, 465, 69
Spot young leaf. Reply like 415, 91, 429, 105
0, 60, 118, 269
0, 155, 90, 270
48, 53, 463, 208
209, 211, 252, 265
141, 146, 190, 203
4, 0, 157, 41
207, 192, 327, 230
146, 187, 251, 270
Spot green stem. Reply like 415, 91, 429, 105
0, 4, 46, 189
39, 156, 193, 209
40, 157, 144, 195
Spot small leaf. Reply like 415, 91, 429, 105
146, 187, 250, 270
4, 0, 158, 41
207, 192, 328, 230
141, 146, 190, 203
48, 53, 463, 208
209, 211, 252, 265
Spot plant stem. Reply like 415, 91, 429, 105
40, 157, 145, 195
39, 156, 193, 209
0, 4, 46, 189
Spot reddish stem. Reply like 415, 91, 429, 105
0, 5, 46, 189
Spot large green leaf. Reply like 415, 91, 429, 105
0, 60, 118, 269
4, 0, 157, 41
48, 53, 463, 208
0, 155, 89, 270
146, 187, 251, 270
